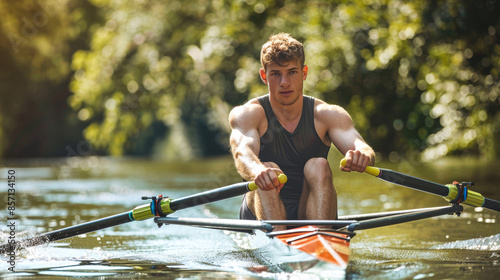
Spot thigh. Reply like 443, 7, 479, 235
298, 157, 333, 219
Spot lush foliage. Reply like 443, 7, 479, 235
0, 0, 95, 158
1, 0, 499, 161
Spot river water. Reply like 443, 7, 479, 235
0, 153, 499, 279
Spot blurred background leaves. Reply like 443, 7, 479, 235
0, 0, 499, 162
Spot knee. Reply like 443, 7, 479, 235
304, 158, 332, 179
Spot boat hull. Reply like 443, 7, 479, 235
272, 226, 350, 268
232, 225, 351, 272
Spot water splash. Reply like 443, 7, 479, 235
431, 234, 500, 251
0, 231, 50, 256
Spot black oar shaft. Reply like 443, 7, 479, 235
0, 212, 133, 254
170, 182, 251, 211
340, 158, 500, 212
2, 182, 251, 252
42, 212, 132, 242
1, 174, 287, 253
32, 181, 252, 245
168, 175, 286, 211
484, 198, 500, 212
378, 168, 450, 196
376, 168, 500, 211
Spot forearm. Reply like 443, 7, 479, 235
232, 150, 264, 181
230, 131, 266, 181
228, 105, 282, 190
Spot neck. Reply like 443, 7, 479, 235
269, 94, 304, 131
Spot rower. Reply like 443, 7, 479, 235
229, 33, 375, 230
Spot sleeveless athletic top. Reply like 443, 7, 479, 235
258, 94, 330, 219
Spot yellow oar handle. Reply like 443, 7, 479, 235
340, 158, 381, 177
248, 174, 288, 191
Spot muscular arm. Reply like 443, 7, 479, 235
319, 103, 375, 172
229, 103, 283, 191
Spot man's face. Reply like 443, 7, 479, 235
259, 59, 308, 106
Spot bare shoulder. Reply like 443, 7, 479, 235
314, 98, 353, 129
229, 98, 266, 130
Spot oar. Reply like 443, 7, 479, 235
1, 174, 287, 254
340, 159, 500, 212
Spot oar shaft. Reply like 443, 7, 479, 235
484, 198, 500, 212
32, 212, 132, 245
1, 174, 287, 253
375, 167, 450, 197
170, 182, 253, 211
129, 182, 255, 221
42, 212, 133, 241
340, 159, 500, 212
1, 212, 133, 254
132, 174, 286, 220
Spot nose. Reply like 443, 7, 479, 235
280, 74, 290, 87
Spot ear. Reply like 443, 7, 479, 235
259, 68, 267, 84
302, 65, 308, 80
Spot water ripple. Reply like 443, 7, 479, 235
431, 234, 500, 251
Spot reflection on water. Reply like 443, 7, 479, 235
0, 155, 499, 279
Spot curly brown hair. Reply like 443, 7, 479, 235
260, 33, 305, 71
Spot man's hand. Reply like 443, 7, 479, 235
254, 166, 285, 192
340, 150, 372, 173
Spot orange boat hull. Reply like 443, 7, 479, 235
273, 226, 351, 268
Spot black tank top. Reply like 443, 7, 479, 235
258, 95, 330, 216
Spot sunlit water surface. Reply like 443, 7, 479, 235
1, 154, 499, 279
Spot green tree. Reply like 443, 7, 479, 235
1, 0, 499, 161
0, 0, 99, 158
70, 0, 235, 158
417, 1, 500, 160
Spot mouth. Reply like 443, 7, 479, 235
279, 90, 294, 95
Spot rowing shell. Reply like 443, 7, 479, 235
270, 226, 350, 268
224, 225, 350, 273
